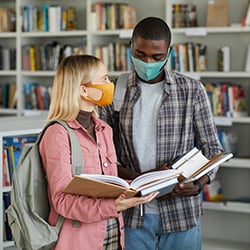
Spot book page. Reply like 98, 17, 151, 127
77, 174, 129, 188
130, 169, 181, 190
182, 152, 233, 182
140, 177, 178, 197
176, 150, 209, 179
171, 147, 199, 169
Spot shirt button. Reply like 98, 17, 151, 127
103, 162, 108, 168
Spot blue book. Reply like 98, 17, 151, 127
3, 136, 37, 168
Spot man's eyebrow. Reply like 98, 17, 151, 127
134, 48, 145, 54
134, 49, 165, 57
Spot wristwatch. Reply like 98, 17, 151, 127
193, 179, 203, 194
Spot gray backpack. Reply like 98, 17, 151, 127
6, 120, 83, 250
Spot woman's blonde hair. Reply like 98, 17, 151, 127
47, 55, 101, 122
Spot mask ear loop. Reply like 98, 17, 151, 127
166, 46, 173, 62
159, 46, 173, 72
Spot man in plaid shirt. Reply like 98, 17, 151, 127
99, 17, 223, 250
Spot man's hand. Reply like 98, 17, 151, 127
157, 182, 197, 200
157, 175, 210, 200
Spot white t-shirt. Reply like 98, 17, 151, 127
133, 79, 164, 213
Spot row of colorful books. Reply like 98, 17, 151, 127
2, 136, 37, 187
217, 130, 237, 156
0, 7, 16, 32
0, 82, 16, 109
172, 3, 198, 28
22, 42, 86, 71
169, 42, 207, 72
21, 5, 76, 32
95, 43, 131, 72
91, 2, 137, 30
24, 82, 51, 110
205, 82, 247, 118
0, 46, 16, 70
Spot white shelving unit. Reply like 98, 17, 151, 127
0, 0, 166, 117
1, 0, 250, 249
0, 115, 47, 249
0, 0, 167, 249
165, 0, 250, 249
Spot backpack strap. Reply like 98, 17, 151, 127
38, 120, 83, 228
38, 120, 83, 176
51, 120, 83, 176
113, 73, 129, 112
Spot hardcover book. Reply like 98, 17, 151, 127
64, 170, 181, 198
63, 147, 233, 199
171, 147, 233, 182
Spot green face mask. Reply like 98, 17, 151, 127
131, 48, 171, 81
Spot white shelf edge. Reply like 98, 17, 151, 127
203, 201, 250, 213
14, 70, 250, 79
202, 238, 250, 250
180, 71, 250, 78
0, 32, 17, 38
91, 29, 133, 38
221, 158, 250, 169
3, 241, 15, 248
0, 128, 42, 137
0, 70, 17, 76
0, 108, 18, 115
173, 26, 250, 35
214, 116, 250, 125
2, 186, 11, 193
0, 115, 46, 134
21, 71, 55, 76
21, 30, 87, 37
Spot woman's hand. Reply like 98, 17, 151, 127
115, 192, 159, 212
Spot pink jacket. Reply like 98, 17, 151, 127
39, 117, 124, 250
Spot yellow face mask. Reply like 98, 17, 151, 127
83, 82, 114, 106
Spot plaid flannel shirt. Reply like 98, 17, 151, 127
99, 69, 223, 233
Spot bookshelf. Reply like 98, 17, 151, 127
0, 0, 250, 249
0, 114, 46, 249
0, 0, 166, 117
0, 0, 167, 249
166, 0, 250, 249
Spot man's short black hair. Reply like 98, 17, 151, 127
132, 17, 172, 47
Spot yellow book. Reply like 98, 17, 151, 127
29, 46, 36, 71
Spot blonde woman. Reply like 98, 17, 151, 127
39, 55, 158, 250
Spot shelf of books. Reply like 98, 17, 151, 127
0, 115, 46, 249
1, 0, 250, 248
166, 0, 250, 249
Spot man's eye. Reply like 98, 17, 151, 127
153, 56, 165, 61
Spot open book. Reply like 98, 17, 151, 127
171, 147, 233, 182
63, 169, 181, 198
63, 147, 233, 199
